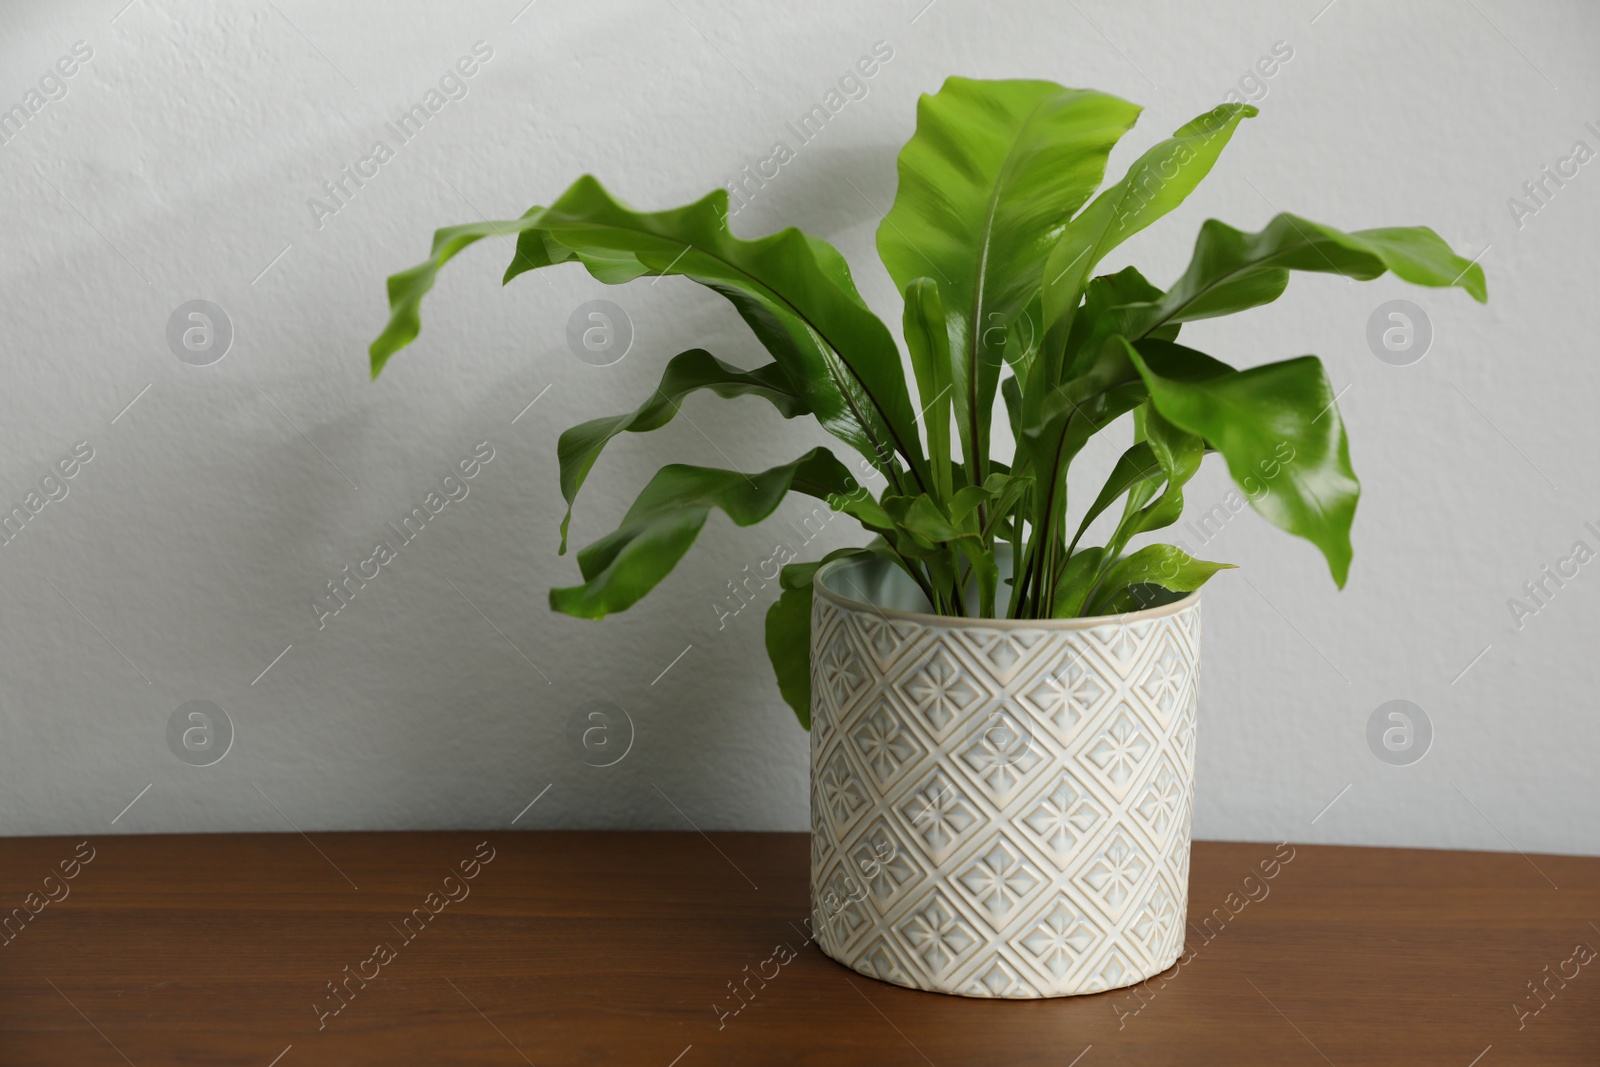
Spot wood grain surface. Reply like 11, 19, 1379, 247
0, 831, 1594, 1065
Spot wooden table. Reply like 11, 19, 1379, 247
0, 832, 1594, 1065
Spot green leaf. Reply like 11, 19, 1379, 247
1107, 404, 1207, 553
1041, 103, 1258, 378
371, 176, 929, 492
1016, 337, 1149, 596
1000, 292, 1044, 380
1123, 337, 1360, 587
1019, 333, 1145, 474
1001, 373, 1026, 452
827, 487, 895, 533
948, 484, 991, 527
902, 279, 954, 502
550, 447, 855, 619
878, 78, 1142, 480
1087, 543, 1234, 616
555, 349, 808, 552
979, 471, 1034, 538
1066, 440, 1160, 555
954, 537, 1000, 619
946, 469, 1033, 542
371, 220, 513, 373
1055, 404, 1206, 611
766, 547, 873, 729
1117, 214, 1488, 340
1065, 266, 1178, 370
883, 494, 968, 546
1051, 547, 1105, 618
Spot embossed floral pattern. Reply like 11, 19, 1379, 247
811, 590, 1201, 998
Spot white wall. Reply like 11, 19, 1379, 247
2, 0, 1596, 855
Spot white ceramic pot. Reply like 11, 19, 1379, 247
808, 555, 1200, 998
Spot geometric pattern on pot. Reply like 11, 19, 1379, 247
809, 563, 1201, 998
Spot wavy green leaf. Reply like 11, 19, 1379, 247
1051, 547, 1105, 618
556, 349, 808, 552
1117, 214, 1487, 341
372, 176, 928, 492
1087, 543, 1234, 615
1066, 440, 1159, 556
1123, 337, 1360, 587
551, 447, 855, 619
1065, 266, 1178, 367
1108, 405, 1206, 550
1041, 103, 1258, 381
884, 493, 969, 546
1001, 291, 1043, 380
766, 547, 874, 728
879, 78, 1141, 480
978, 471, 1033, 539
827, 485, 895, 533
902, 279, 954, 501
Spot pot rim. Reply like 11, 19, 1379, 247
813, 554, 1200, 630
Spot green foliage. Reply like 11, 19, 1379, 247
548, 447, 856, 620
554, 349, 809, 552
764, 546, 877, 729
369, 78, 1487, 728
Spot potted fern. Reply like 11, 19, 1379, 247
369, 78, 1485, 998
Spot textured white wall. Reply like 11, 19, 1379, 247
2, 0, 1596, 856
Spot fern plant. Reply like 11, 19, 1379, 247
369, 78, 1486, 726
